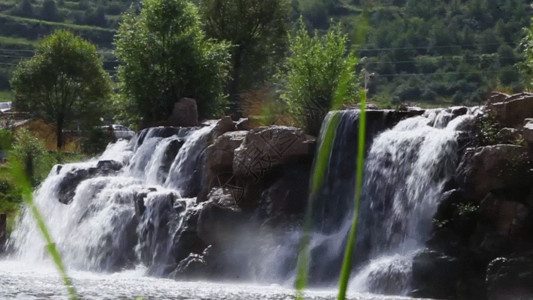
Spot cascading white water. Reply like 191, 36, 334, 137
348, 109, 476, 294
8, 125, 214, 274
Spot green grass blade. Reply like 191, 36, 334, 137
337, 89, 367, 300
9, 158, 77, 299
295, 112, 340, 299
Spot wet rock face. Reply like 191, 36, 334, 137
486, 256, 533, 300
57, 168, 90, 204
455, 145, 532, 201
57, 161, 124, 204
233, 126, 315, 181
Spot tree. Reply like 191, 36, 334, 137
278, 20, 359, 135
115, 0, 231, 124
197, 0, 290, 116
10, 30, 111, 150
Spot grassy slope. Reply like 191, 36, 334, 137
0, 0, 135, 99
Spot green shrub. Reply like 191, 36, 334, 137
10, 128, 54, 186
278, 19, 359, 135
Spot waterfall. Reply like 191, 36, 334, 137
7, 125, 214, 275
5, 107, 478, 297
305, 108, 476, 294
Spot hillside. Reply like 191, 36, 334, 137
0, 0, 532, 106
0, 0, 137, 101
295, 0, 532, 106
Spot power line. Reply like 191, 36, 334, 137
354, 42, 517, 52
377, 70, 503, 77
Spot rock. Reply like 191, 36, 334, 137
212, 116, 235, 139
456, 145, 532, 201
490, 93, 533, 128
235, 118, 251, 130
411, 249, 462, 299
172, 252, 208, 278
260, 164, 310, 223
57, 168, 90, 204
523, 119, 533, 146
486, 91, 510, 105
233, 126, 315, 181
96, 160, 122, 173
486, 256, 533, 300
156, 138, 185, 183
451, 106, 469, 116
168, 98, 198, 127
197, 188, 244, 246
497, 128, 521, 144
198, 131, 247, 203
479, 193, 529, 237
207, 131, 247, 178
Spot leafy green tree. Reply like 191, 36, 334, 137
278, 20, 359, 135
197, 0, 290, 115
115, 0, 231, 124
10, 30, 112, 150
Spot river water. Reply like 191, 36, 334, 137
0, 260, 416, 300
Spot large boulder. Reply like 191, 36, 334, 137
233, 126, 315, 181
490, 93, 533, 128
411, 249, 462, 299
197, 187, 245, 246
259, 164, 310, 224
486, 256, 533, 300
199, 131, 247, 202
168, 98, 198, 127
456, 145, 532, 201
479, 193, 529, 237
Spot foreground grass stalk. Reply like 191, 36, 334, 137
295, 113, 341, 300
10, 159, 77, 299
337, 89, 367, 300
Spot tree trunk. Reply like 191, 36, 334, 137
229, 46, 244, 119
56, 116, 63, 150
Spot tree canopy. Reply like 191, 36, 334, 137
10, 30, 111, 149
197, 0, 290, 115
115, 0, 231, 124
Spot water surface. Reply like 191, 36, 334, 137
0, 260, 417, 300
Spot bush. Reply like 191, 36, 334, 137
278, 19, 359, 135
10, 128, 55, 186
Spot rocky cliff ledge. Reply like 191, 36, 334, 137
412, 92, 533, 300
